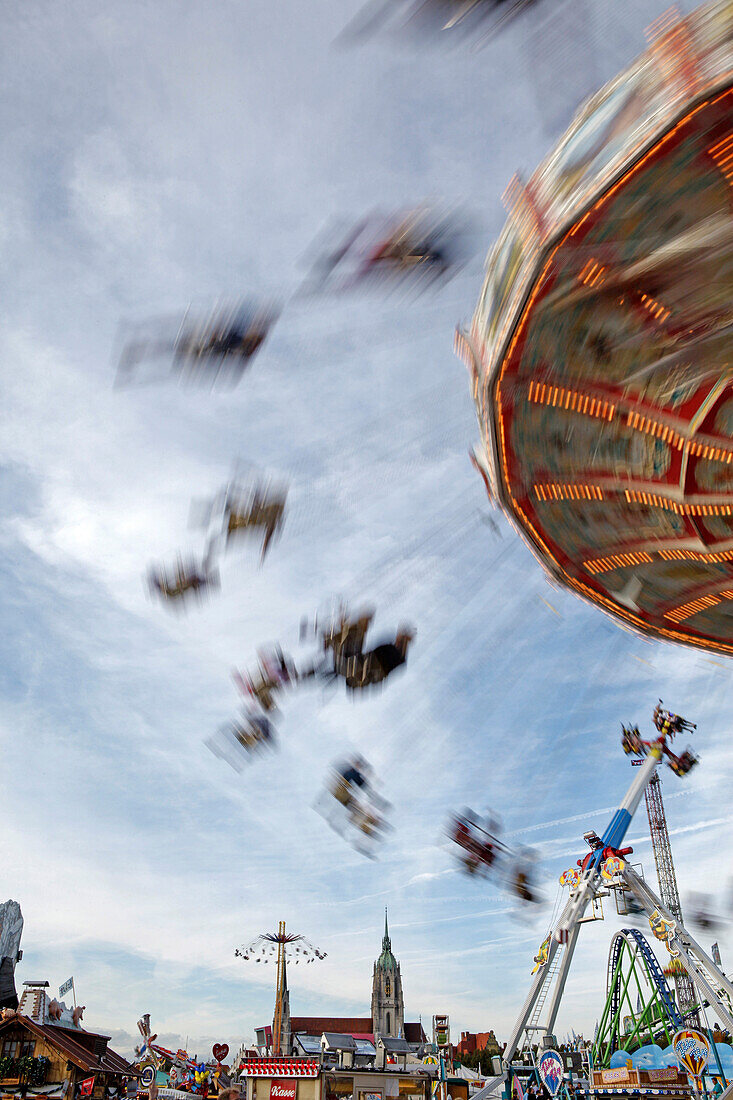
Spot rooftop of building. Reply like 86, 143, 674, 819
0, 1013, 132, 1077
378, 1037, 410, 1053
289, 1017, 374, 1037
321, 1034, 357, 1051
282, 1019, 426, 1045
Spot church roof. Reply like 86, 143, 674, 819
290, 1017, 373, 1037
375, 909, 398, 971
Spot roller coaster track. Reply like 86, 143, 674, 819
594, 928, 683, 1066
610, 928, 683, 1033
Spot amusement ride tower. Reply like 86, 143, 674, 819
481, 705, 733, 1096
235, 922, 327, 1055
642, 770, 699, 1022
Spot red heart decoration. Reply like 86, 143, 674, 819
212, 1045, 229, 1063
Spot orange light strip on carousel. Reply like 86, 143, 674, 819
534, 483, 603, 502
625, 410, 733, 463
664, 589, 733, 624
624, 490, 733, 516
584, 551, 653, 575
665, 593, 722, 623
639, 293, 671, 323
709, 133, 733, 186
584, 546, 733, 574
578, 259, 607, 287
527, 384, 732, 462
659, 547, 733, 563
527, 380, 615, 420
491, 85, 733, 655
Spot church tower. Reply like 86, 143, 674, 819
371, 909, 404, 1039
273, 951, 291, 1054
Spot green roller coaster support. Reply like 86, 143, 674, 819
593, 930, 684, 1067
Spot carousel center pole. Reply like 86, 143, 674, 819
273, 921, 286, 1056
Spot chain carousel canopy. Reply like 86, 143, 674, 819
235, 928, 327, 963
462, 0, 733, 655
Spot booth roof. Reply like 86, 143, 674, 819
0, 1014, 132, 1076
321, 1035, 357, 1051
379, 1039, 410, 1054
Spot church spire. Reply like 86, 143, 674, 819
372, 909, 404, 1039
377, 909, 397, 971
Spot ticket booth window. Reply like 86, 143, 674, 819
397, 1079, 426, 1100
327, 1078, 355, 1100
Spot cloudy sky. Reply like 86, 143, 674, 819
2, 0, 730, 1068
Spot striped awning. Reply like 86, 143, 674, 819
238, 1060, 319, 1078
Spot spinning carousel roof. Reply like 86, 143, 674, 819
464, 0, 733, 655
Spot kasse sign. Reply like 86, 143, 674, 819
271, 1082, 297, 1100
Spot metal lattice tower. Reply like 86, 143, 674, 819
644, 772, 699, 1022
235, 922, 327, 1056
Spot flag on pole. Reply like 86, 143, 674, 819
514, 1077, 525, 1100
712, 943, 722, 967
59, 977, 74, 998
80, 1078, 95, 1097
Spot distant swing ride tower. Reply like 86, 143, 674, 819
236, 922, 327, 1055
643, 771, 699, 1023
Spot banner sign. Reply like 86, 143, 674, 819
538, 1051, 564, 1096
601, 856, 625, 881
270, 1082, 297, 1100
59, 977, 74, 998
647, 1068, 679, 1082
673, 1029, 710, 1079
601, 1069, 629, 1084
559, 869, 580, 889
212, 1045, 229, 1064
158, 1091, 194, 1100
80, 1078, 96, 1097
650, 911, 678, 956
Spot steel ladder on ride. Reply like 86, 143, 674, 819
522, 945, 566, 1055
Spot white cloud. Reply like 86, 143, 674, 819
0, 0, 723, 1063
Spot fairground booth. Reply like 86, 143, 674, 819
237, 1050, 453, 1100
